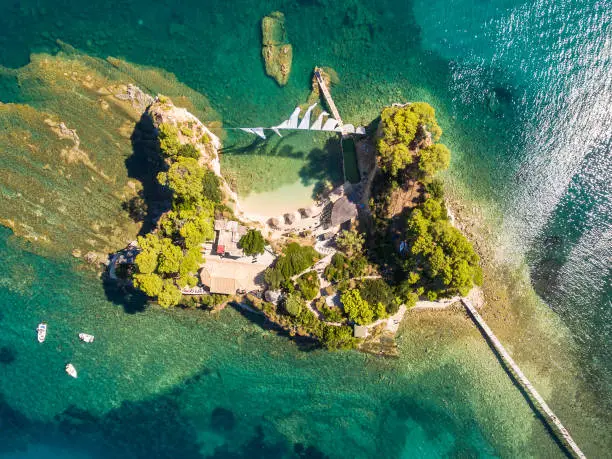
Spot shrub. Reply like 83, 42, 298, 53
180, 125, 194, 137
324, 253, 367, 282
276, 243, 319, 278
320, 304, 345, 323
340, 289, 373, 325
283, 293, 304, 317
178, 143, 200, 159
320, 325, 357, 350
296, 271, 320, 301
202, 171, 222, 203
158, 123, 181, 158
359, 279, 397, 315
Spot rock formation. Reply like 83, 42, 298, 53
261, 12, 293, 86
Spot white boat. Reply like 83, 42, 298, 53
79, 333, 95, 343
65, 363, 78, 378
37, 323, 47, 343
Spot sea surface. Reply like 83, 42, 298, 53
0, 0, 610, 458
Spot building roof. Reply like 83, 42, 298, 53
330, 197, 358, 227
209, 277, 238, 295
200, 258, 267, 295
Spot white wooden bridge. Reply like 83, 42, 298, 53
462, 299, 586, 459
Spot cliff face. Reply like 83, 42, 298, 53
145, 97, 240, 210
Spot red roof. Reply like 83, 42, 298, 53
217, 245, 225, 254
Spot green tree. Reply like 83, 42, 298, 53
178, 206, 215, 248
157, 238, 183, 274
264, 267, 284, 290
359, 279, 396, 314
177, 143, 200, 159
179, 247, 201, 278
336, 229, 365, 257
404, 198, 480, 298
239, 229, 266, 256
374, 302, 387, 320
133, 273, 163, 297
320, 325, 357, 350
158, 123, 181, 158
418, 143, 450, 178
376, 103, 443, 176
296, 271, 320, 301
158, 281, 183, 308
202, 170, 222, 203
283, 293, 304, 317
341, 289, 374, 325
157, 157, 205, 208
134, 234, 162, 274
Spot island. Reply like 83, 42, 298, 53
111, 89, 481, 354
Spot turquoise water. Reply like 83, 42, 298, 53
1, 0, 611, 457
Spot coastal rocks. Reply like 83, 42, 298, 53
113, 83, 154, 113
261, 12, 293, 86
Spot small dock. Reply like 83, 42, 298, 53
314, 67, 343, 129
462, 299, 586, 459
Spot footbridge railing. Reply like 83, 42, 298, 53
462, 299, 586, 459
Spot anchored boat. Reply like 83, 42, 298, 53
79, 333, 94, 343
36, 323, 47, 343
65, 363, 78, 378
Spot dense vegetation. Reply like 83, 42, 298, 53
402, 198, 482, 298
132, 113, 221, 307
376, 103, 447, 178
369, 102, 481, 301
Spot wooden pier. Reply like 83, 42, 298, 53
314, 67, 344, 128
462, 299, 586, 459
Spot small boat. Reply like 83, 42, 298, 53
37, 323, 47, 343
65, 363, 78, 378
79, 333, 95, 343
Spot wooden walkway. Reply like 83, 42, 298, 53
314, 67, 343, 128
462, 299, 586, 459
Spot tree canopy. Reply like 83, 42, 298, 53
239, 229, 266, 256
341, 289, 374, 325
418, 144, 450, 178
157, 157, 205, 209
376, 103, 444, 176
336, 229, 365, 257
296, 271, 320, 301
131, 115, 219, 308
404, 198, 481, 297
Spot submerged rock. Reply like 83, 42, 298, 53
261, 12, 293, 86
